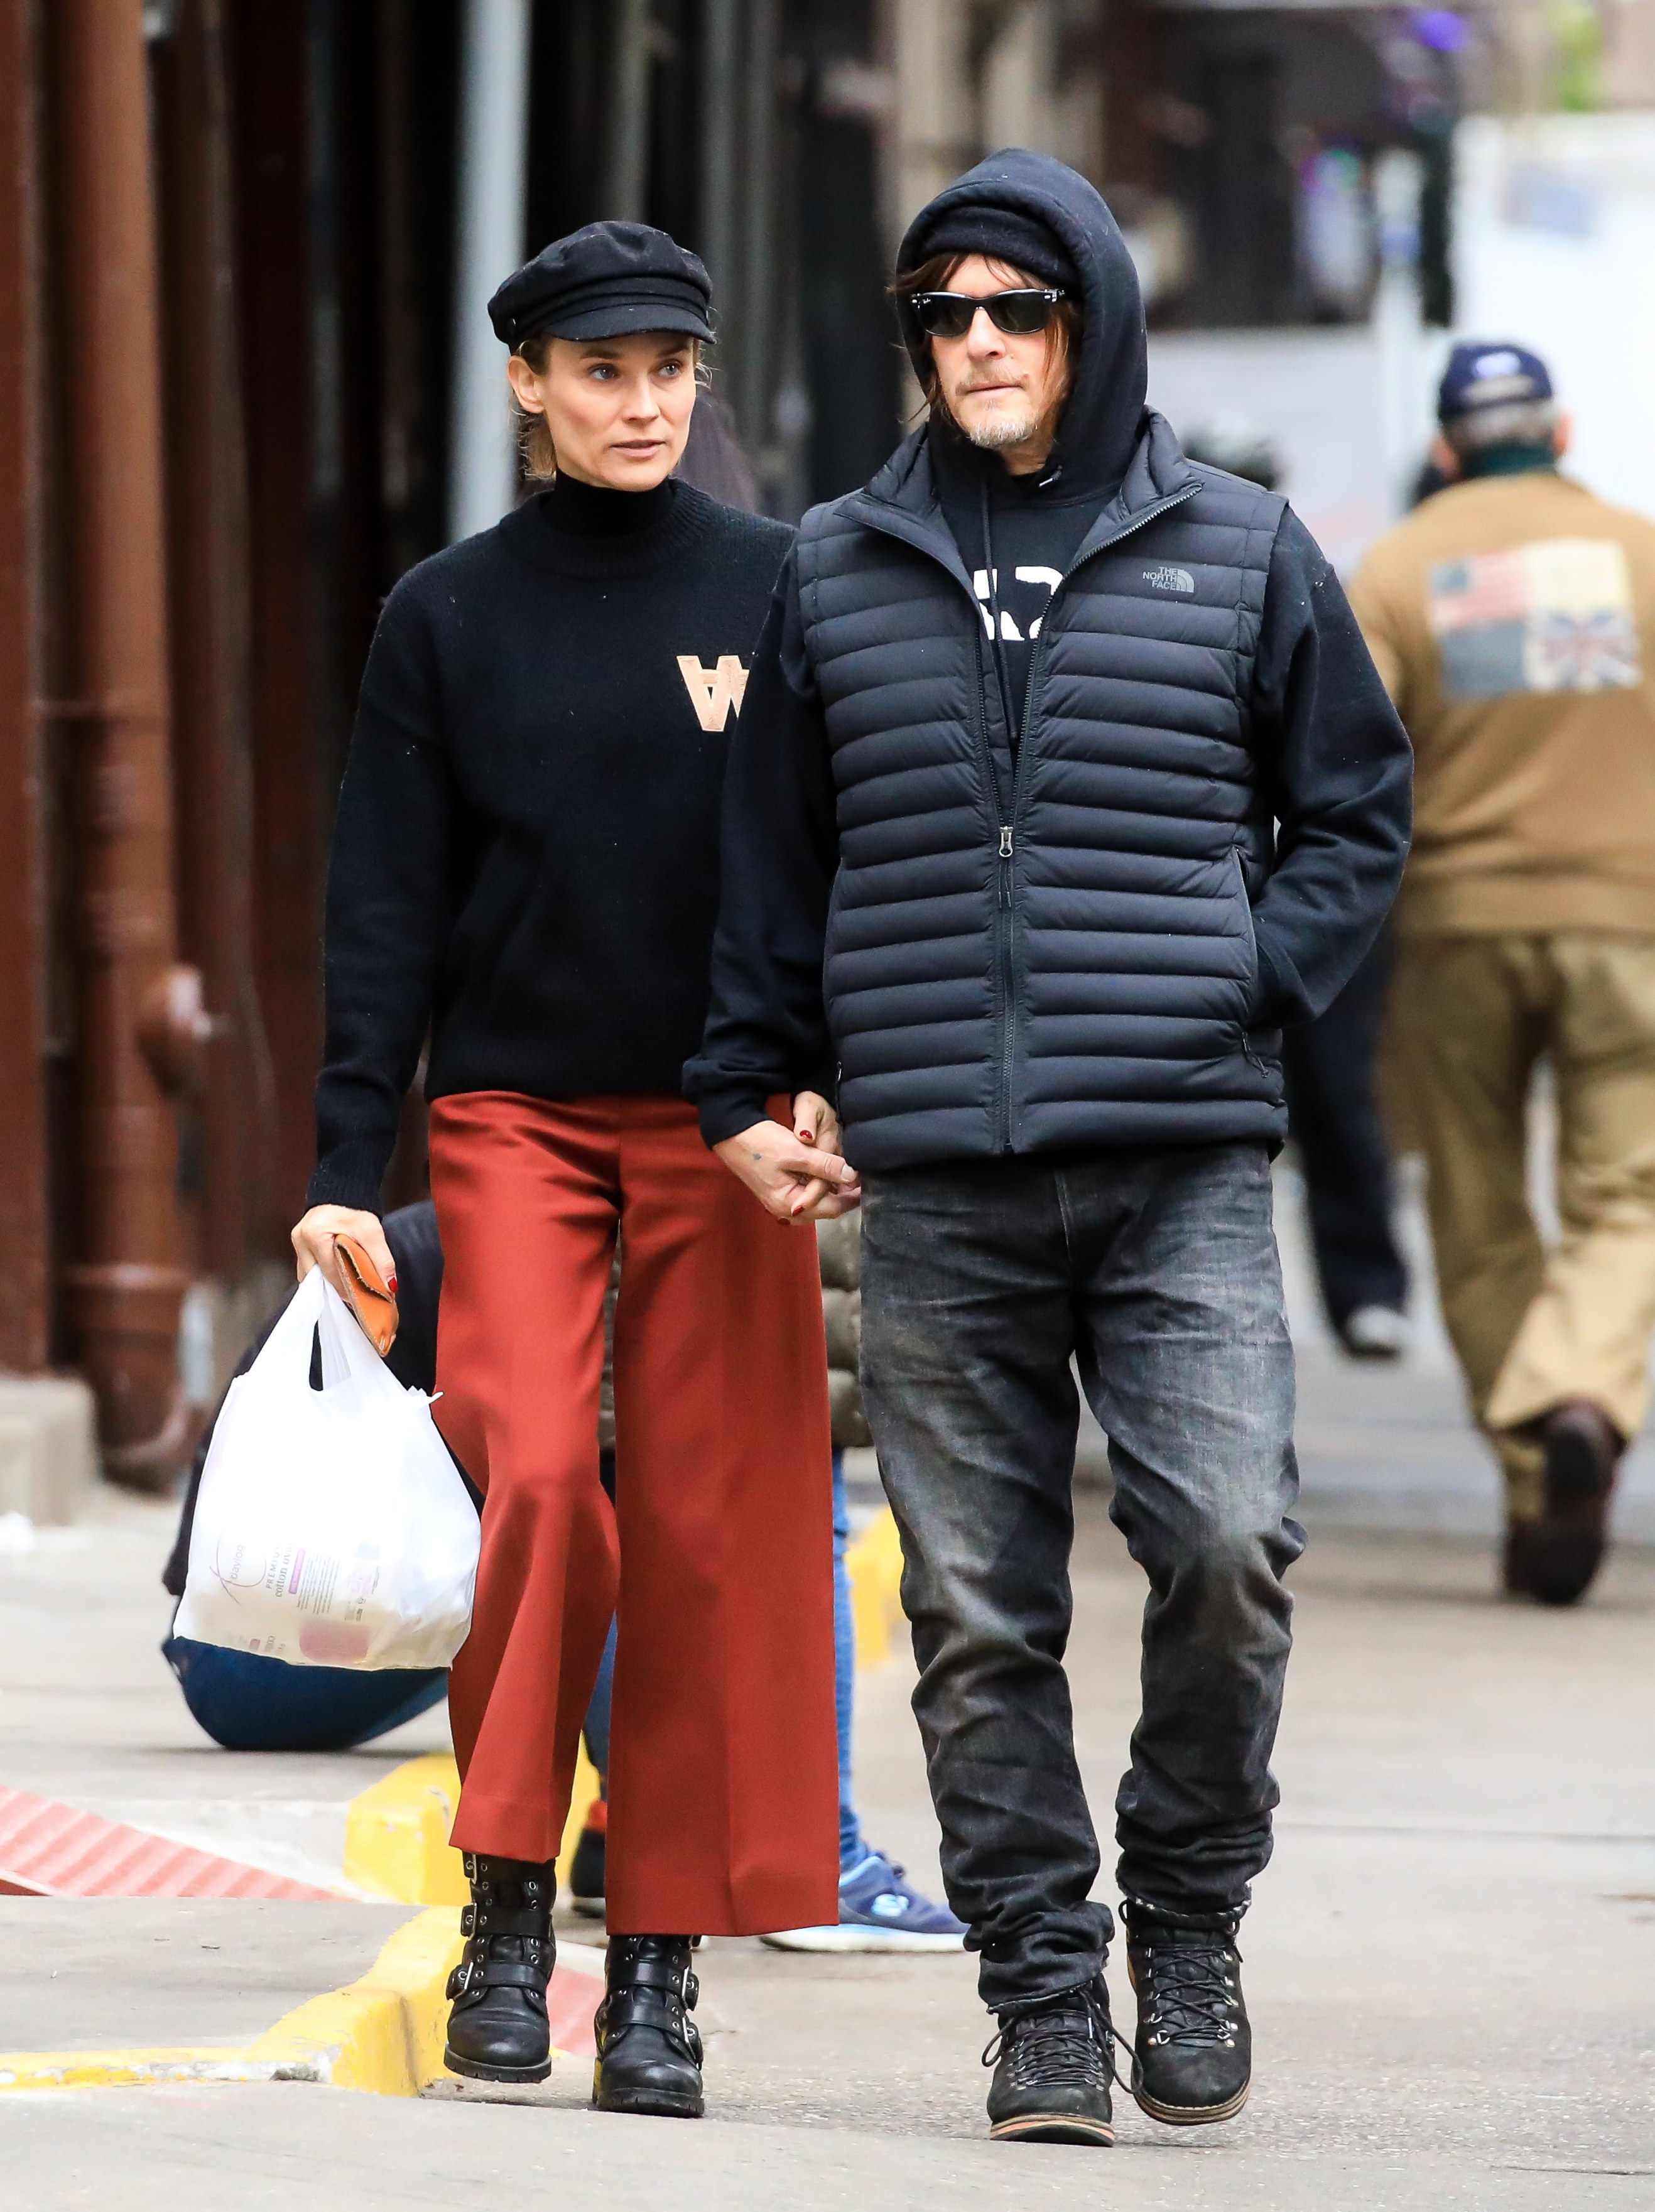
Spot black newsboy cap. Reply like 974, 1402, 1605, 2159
488, 220, 714, 347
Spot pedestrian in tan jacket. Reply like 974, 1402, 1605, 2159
1349, 340, 1655, 1605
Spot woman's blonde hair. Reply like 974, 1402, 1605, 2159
509, 333, 708, 483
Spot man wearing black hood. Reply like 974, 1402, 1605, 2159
686, 154, 1411, 2145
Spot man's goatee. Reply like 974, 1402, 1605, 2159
967, 411, 1040, 452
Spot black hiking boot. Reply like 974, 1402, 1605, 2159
1123, 1898, 1251, 2126
443, 1852, 556, 2084
593, 1934, 705, 2118
983, 1977, 1115, 2145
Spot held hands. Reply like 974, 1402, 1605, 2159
291, 1204, 398, 1297
298, 1097, 855, 1267
713, 1091, 861, 1223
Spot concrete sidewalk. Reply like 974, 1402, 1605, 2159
2, 1468, 1652, 2204
0, 1898, 415, 2051
0, 1487, 452, 1897
2, 1170, 1653, 2205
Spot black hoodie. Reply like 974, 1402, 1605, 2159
683, 151, 1412, 1162
903, 157, 1150, 742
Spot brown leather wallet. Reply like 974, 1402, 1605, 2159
334, 1232, 399, 1357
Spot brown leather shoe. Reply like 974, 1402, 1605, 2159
1503, 1401, 1622, 1608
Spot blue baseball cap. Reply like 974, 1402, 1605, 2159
1437, 341, 1553, 426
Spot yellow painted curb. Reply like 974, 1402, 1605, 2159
345, 1744, 601, 1908
0, 1904, 460, 2096
848, 1505, 905, 1667
253, 1901, 461, 2093
0, 2047, 276, 2092
344, 1755, 469, 1906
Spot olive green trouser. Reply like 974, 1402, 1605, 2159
1392, 932, 1655, 1522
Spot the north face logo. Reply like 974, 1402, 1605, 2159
677, 654, 749, 731
1143, 565, 1196, 595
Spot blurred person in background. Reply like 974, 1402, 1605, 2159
1187, 422, 1411, 1362
759, 1213, 965, 1953
290, 220, 842, 2118
690, 150, 1411, 2149
1350, 342, 1655, 1605
166, 1201, 616, 1818
1281, 930, 1411, 1357
163, 1202, 455, 1752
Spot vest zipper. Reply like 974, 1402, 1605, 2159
997, 823, 1016, 1149
969, 628, 1014, 1152
987, 485, 1204, 1147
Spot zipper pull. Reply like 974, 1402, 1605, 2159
999, 825, 1013, 859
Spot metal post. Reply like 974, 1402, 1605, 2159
605, 0, 654, 223
891, 0, 975, 241
52, 0, 189, 1475
982, 1, 1057, 157
448, 0, 531, 542
739, 0, 780, 452
0, 0, 52, 1375
698, 0, 740, 293
234, 0, 322, 1241
153, 0, 273, 1298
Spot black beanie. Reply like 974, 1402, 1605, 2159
902, 203, 1076, 291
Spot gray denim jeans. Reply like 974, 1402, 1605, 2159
858, 1141, 1302, 2012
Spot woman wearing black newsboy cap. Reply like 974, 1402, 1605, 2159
290, 221, 847, 2118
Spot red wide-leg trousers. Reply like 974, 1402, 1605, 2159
429, 1092, 838, 1936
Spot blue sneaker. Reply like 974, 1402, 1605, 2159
761, 1849, 967, 1953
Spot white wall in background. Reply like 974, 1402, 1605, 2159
1144, 112, 1655, 575
1453, 112, 1655, 525
1146, 322, 1421, 577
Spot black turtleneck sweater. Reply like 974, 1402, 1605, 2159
308, 474, 793, 1213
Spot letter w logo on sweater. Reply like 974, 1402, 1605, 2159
677, 654, 749, 731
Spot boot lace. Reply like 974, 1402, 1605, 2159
1135, 1936, 1241, 2049
982, 1986, 1114, 2091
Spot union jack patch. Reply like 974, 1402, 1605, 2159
1427, 538, 1641, 702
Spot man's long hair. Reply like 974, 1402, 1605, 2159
888, 251, 1081, 426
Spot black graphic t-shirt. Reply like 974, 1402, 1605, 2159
936, 443, 1105, 747
308, 479, 793, 1212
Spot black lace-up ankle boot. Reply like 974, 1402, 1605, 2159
442, 1852, 556, 2083
1122, 1897, 1250, 2125
982, 1977, 1115, 2145
593, 1934, 704, 2118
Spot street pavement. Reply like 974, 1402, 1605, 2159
1, 1169, 1652, 2208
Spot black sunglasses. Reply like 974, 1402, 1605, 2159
909, 288, 1067, 340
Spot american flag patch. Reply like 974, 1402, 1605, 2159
1428, 538, 1641, 702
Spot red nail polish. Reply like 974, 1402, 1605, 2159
386, 1273, 398, 1293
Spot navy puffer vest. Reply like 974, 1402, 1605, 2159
796, 412, 1289, 1172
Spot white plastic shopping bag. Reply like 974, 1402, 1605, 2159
176, 1266, 479, 1669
